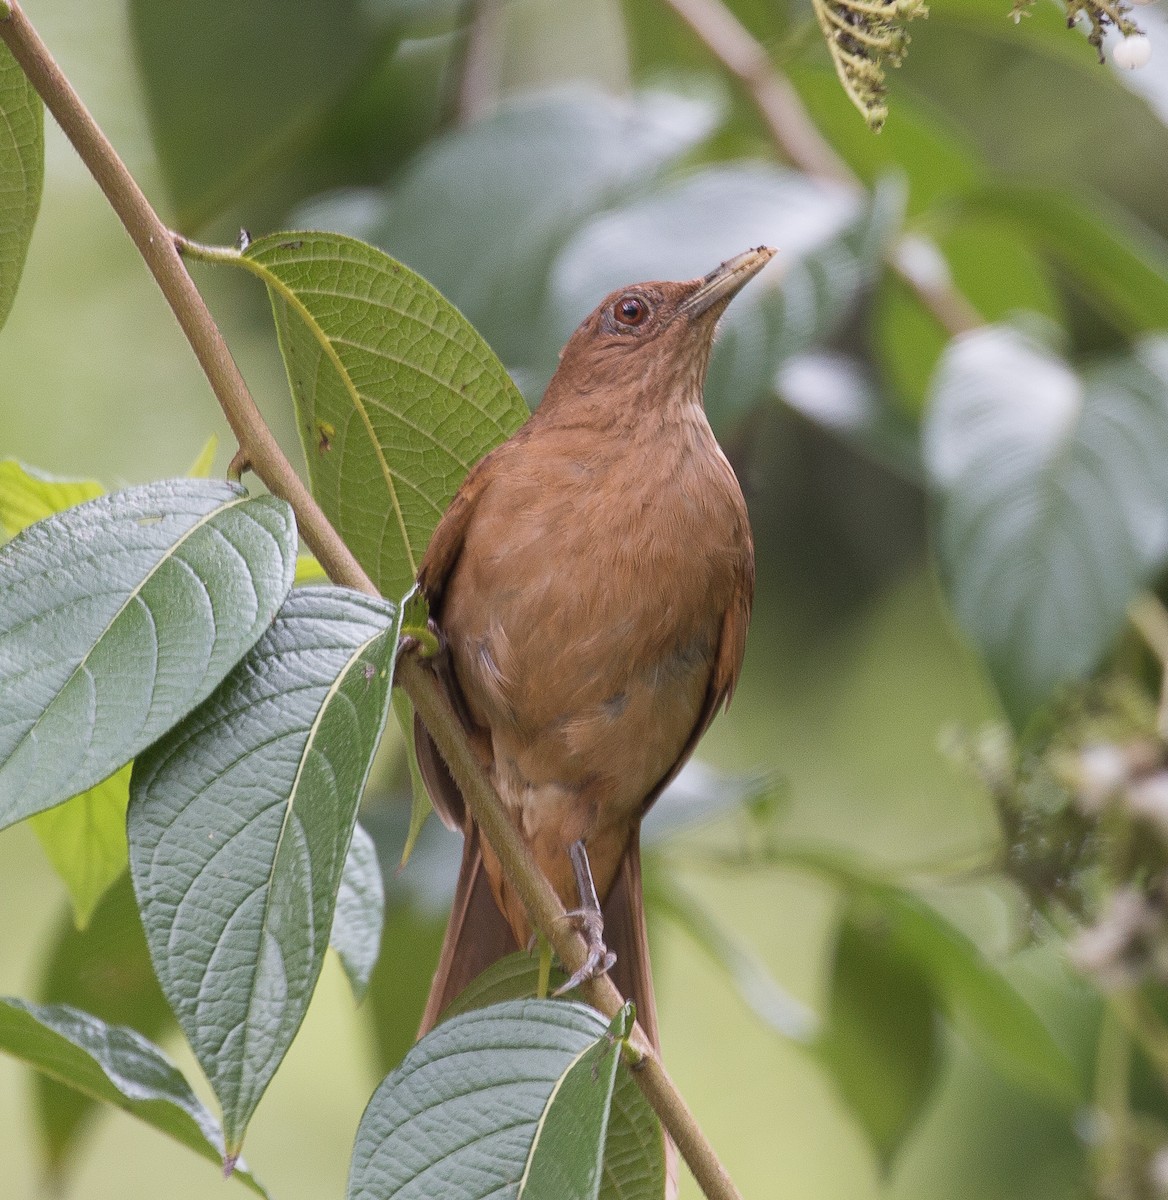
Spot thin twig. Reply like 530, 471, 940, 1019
658, 0, 984, 337
0, 4, 744, 1195
455, 0, 504, 125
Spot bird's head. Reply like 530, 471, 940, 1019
547, 246, 777, 410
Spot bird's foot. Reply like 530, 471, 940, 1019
552, 839, 617, 994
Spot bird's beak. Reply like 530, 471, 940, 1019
680, 246, 777, 319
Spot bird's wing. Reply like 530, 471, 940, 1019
412, 452, 500, 832
639, 550, 754, 817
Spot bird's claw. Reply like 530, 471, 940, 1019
552, 905, 617, 995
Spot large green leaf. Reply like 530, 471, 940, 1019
521, 1005, 632, 1200
549, 166, 902, 428
814, 900, 942, 1171
965, 185, 1168, 333
129, 587, 400, 1153
33, 877, 174, 1185
228, 231, 528, 597
360, 89, 716, 368
331, 821, 385, 1003
925, 328, 1168, 724
348, 999, 660, 1200
0, 996, 263, 1192
0, 39, 42, 335
434, 956, 666, 1200
776, 847, 1081, 1103
128, 0, 393, 228
0, 480, 296, 828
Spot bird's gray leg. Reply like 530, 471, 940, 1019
554, 839, 617, 994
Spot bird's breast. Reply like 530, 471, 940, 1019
439, 414, 749, 830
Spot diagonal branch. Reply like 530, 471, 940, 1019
0, 4, 742, 1197
659, 0, 983, 336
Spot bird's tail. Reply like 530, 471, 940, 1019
417, 819, 519, 1036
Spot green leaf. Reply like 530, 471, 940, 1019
788, 66, 984, 218
774, 846, 1081, 1103
294, 552, 329, 585
363, 897, 449, 1075
925, 328, 1168, 724
0, 459, 103, 539
332, 821, 385, 1003
129, 586, 400, 1153
128, 0, 389, 228
432, 957, 665, 1200
521, 1005, 633, 1200
550, 167, 902, 428
30, 765, 131, 930
0, 39, 43, 334
439, 951, 571, 1021
965, 185, 1168, 333
647, 871, 817, 1042
33, 876, 174, 1185
814, 899, 942, 1170
348, 1000, 661, 1200
362, 89, 716, 368
0, 996, 264, 1192
229, 232, 528, 598
0, 480, 297, 829
393, 689, 432, 867
872, 888, 1082, 1104
185, 434, 219, 478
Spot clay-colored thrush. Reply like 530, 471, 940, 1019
416, 247, 773, 1047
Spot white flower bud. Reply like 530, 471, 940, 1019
1128, 772, 1168, 835
1074, 743, 1130, 812
1114, 34, 1153, 69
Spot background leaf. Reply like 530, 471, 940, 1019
0, 460, 103, 539
129, 587, 400, 1152
925, 327, 1168, 724
331, 821, 385, 1003
0, 480, 296, 828
32, 876, 173, 1186
238, 231, 528, 597
546, 163, 885, 425
0, 996, 263, 1192
315, 89, 717, 372
128, 0, 393, 228
813, 899, 942, 1170
29, 765, 131, 930
0, 39, 43, 335
965, 185, 1168, 333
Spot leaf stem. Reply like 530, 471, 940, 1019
2, 5, 745, 1195
657, 0, 983, 335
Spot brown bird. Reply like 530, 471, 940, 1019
415, 247, 772, 1049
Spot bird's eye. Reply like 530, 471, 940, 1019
612, 296, 649, 327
